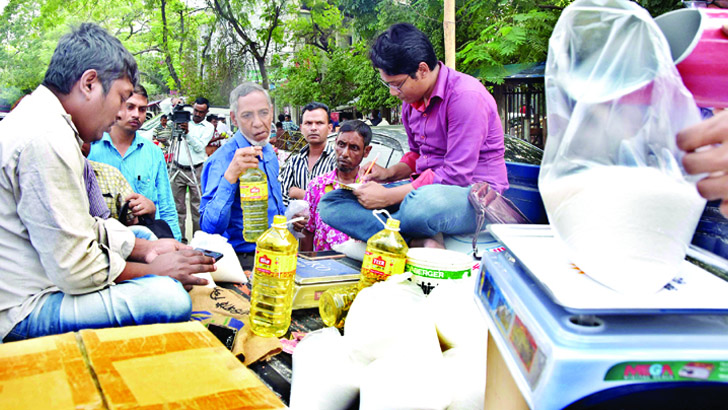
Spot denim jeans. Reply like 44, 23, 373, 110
3, 275, 191, 342
319, 183, 476, 242
129, 225, 158, 240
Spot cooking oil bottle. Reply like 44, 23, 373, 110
319, 283, 359, 328
319, 211, 408, 328
358, 215, 409, 290
239, 167, 268, 242
249, 215, 298, 338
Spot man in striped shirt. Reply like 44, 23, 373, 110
279, 102, 337, 206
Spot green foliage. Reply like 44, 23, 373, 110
458, 1, 563, 84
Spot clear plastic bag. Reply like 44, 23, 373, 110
540, 0, 707, 294
285, 199, 310, 239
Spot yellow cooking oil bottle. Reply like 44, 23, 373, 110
239, 167, 268, 242
250, 215, 298, 338
319, 211, 408, 327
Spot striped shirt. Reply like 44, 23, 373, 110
84, 159, 111, 219
279, 143, 337, 206
89, 160, 135, 220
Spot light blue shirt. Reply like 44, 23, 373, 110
88, 132, 182, 240
200, 131, 285, 253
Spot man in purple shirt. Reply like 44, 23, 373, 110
319, 23, 508, 245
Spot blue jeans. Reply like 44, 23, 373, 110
319, 184, 477, 241
3, 275, 191, 342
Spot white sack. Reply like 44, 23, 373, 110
289, 328, 362, 410
359, 352, 451, 410
190, 231, 247, 283
427, 280, 488, 350
343, 275, 441, 365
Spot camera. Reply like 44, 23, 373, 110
172, 104, 192, 124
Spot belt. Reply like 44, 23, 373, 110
174, 161, 203, 171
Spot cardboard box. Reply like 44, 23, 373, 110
1, 322, 286, 409
0, 332, 104, 409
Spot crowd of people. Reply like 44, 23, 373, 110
0, 21, 725, 343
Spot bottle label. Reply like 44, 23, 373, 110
361, 250, 406, 280
254, 249, 296, 278
240, 181, 268, 201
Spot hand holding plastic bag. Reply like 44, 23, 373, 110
539, 0, 706, 294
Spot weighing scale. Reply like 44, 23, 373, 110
476, 224, 728, 409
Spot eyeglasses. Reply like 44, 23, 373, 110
379, 76, 409, 93
683, 0, 728, 7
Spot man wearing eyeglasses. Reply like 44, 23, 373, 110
319, 23, 508, 247
173, 97, 214, 243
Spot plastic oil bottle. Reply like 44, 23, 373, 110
319, 211, 408, 327
250, 215, 299, 338
239, 167, 268, 242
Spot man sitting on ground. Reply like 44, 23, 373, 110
88, 84, 182, 240
199, 83, 285, 270
295, 120, 372, 251
320, 23, 508, 247
0, 23, 214, 343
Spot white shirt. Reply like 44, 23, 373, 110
217, 122, 231, 135
178, 120, 214, 166
0, 86, 136, 340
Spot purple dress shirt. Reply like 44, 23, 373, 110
401, 62, 509, 193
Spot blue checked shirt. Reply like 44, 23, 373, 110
200, 131, 285, 253
88, 132, 182, 240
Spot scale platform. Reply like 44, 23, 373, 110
476, 224, 728, 409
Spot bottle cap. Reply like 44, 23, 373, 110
272, 215, 287, 225
385, 218, 400, 230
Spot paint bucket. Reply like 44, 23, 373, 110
405, 248, 474, 295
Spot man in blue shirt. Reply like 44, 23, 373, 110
200, 83, 285, 269
88, 84, 182, 240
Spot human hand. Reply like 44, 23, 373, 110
180, 122, 189, 134
677, 110, 728, 216
354, 182, 394, 209
143, 238, 190, 263
125, 192, 156, 216
292, 211, 309, 233
224, 146, 262, 183
148, 249, 215, 290
361, 162, 390, 183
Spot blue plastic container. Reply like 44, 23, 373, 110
503, 162, 548, 224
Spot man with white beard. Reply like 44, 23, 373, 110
199, 83, 285, 269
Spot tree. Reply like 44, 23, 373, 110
207, 0, 290, 89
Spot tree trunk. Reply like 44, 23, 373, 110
443, 0, 456, 69
161, 0, 182, 90
256, 56, 269, 90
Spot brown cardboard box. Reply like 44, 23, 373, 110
484, 333, 529, 410
0, 322, 286, 409
80, 322, 286, 409
0, 332, 104, 409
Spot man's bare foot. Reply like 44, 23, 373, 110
410, 233, 445, 249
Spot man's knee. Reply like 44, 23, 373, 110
128, 275, 191, 323
319, 190, 348, 224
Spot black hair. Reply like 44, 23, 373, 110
134, 84, 148, 99
301, 101, 331, 124
275, 121, 283, 128
194, 97, 210, 109
207, 114, 218, 122
42, 23, 138, 95
338, 120, 372, 146
369, 23, 437, 77
278, 113, 286, 122
160, 114, 167, 120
